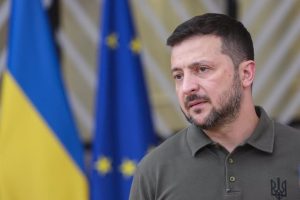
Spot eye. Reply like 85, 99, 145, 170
173, 73, 183, 80
198, 65, 210, 73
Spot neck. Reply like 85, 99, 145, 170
204, 104, 259, 153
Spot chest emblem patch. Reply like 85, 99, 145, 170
270, 177, 287, 200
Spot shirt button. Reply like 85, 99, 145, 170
228, 158, 234, 164
229, 176, 236, 182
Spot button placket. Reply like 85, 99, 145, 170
225, 154, 237, 192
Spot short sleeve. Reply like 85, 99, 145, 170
129, 166, 155, 200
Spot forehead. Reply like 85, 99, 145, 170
170, 35, 225, 68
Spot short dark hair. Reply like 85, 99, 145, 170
166, 13, 254, 68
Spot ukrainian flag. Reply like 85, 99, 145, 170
0, 0, 88, 199
90, 0, 157, 199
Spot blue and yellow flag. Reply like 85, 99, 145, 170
0, 0, 88, 199
91, 0, 157, 199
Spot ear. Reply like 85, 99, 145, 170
239, 60, 256, 88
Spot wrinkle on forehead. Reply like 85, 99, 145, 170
170, 35, 227, 70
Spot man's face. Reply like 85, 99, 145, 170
170, 35, 243, 130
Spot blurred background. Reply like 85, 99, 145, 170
1, 0, 300, 146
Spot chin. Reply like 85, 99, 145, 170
193, 119, 206, 126
192, 109, 208, 118
182, 108, 208, 126
189, 114, 207, 126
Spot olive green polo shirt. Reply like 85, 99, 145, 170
130, 107, 300, 200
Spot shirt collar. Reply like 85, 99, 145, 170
186, 106, 275, 156
246, 106, 275, 154
186, 124, 213, 157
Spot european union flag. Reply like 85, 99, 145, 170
90, 0, 157, 200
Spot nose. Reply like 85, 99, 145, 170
182, 75, 199, 95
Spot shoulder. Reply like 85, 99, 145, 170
137, 127, 190, 173
274, 121, 300, 148
275, 122, 300, 137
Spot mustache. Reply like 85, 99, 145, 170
184, 94, 210, 107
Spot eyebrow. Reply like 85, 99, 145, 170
171, 61, 212, 73
171, 67, 181, 73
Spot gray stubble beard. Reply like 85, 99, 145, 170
186, 71, 242, 130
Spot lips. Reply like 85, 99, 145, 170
187, 99, 208, 109
184, 94, 210, 110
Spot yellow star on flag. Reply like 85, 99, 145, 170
106, 33, 118, 49
120, 159, 137, 177
130, 38, 142, 53
95, 156, 112, 175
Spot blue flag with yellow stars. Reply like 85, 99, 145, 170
90, 0, 157, 200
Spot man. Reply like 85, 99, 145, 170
130, 13, 300, 200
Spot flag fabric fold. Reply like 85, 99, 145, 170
0, 0, 88, 199
91, 1, 157, 199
